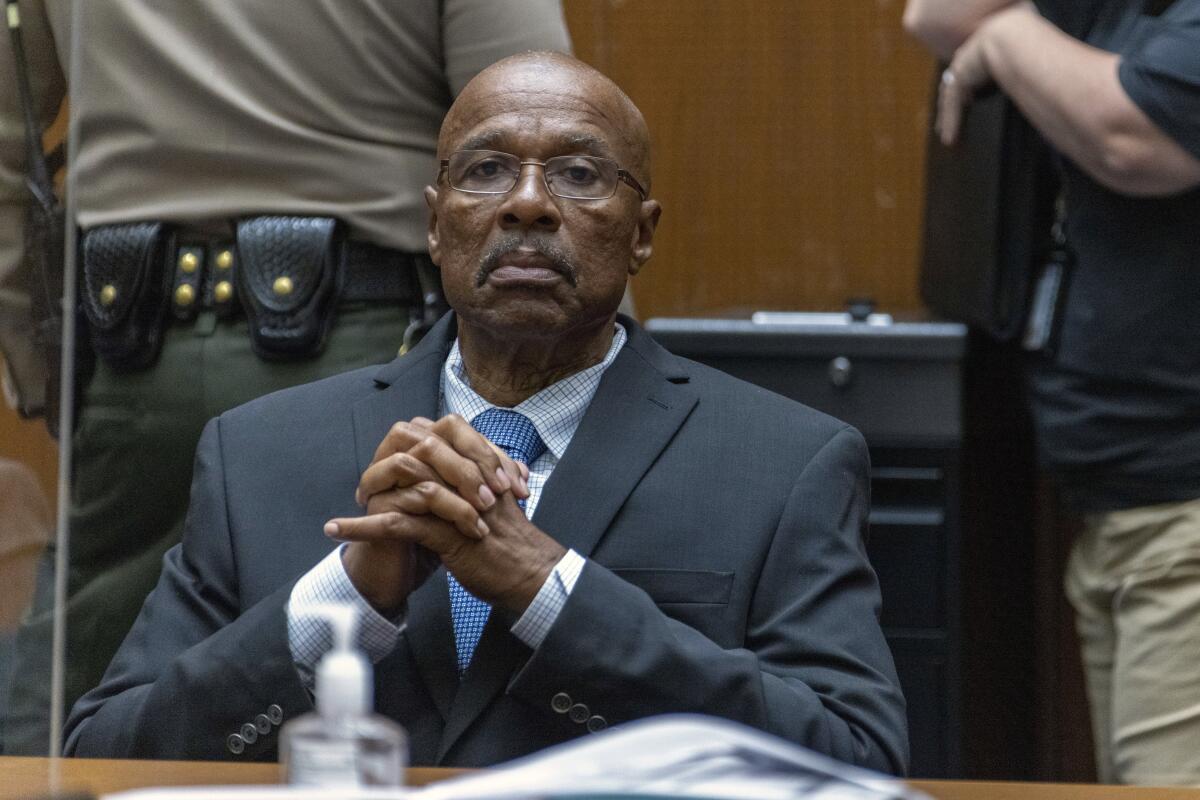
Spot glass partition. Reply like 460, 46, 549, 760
1, 0, 72, 754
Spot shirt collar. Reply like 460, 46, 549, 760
441, 324, 628, 460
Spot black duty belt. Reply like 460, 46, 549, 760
80, 216, 428, 369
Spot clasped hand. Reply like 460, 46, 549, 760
325, 415, 567, 618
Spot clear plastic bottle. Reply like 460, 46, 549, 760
280, 604, 408, 787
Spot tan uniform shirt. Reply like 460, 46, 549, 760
0, 0, 571, 409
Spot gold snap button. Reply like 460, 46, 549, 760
216, 250, 234, 270
214, 280, 234, 303
179, 252, 199, 273
99, 285, 117, 306
272, 276, 294, 297
174, 284, 196, 306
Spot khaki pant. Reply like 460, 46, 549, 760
1065, 497, 1200, 785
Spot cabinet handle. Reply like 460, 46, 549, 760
828, 356, 853, 388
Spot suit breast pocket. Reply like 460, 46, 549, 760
610, 568, 734, 606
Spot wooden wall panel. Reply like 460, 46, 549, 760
0, 407, 57, 514
563, 0, 936, 319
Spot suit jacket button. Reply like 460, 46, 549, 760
240, 723, 258, 744
254, 713, 272, 734
267, 704, 284, 725
551, 692, 572, 713
227, 733, 245, 755
586, 715, 607, 733
568, 703, 590, 723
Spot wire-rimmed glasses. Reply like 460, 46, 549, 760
440, 149, 647, 201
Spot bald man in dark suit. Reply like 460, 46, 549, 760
65, 53, 907, 774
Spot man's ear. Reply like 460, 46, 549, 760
424, 185, 442, 264
628, 199, 662, 277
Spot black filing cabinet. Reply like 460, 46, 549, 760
646, 318, 967, 778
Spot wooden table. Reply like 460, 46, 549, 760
4, 757, 1200, 800
0, 758, 456, 797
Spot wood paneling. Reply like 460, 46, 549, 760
563, 0, 936, 318
0, 405, 57, 515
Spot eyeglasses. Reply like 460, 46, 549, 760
439, 150, 647, 201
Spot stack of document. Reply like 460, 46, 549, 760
422, 716, 923, 800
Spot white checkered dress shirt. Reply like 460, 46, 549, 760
288, 324, 627, 686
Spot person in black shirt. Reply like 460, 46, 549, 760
905, 0, 1200, 786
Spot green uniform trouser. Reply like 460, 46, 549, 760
3, 303, 408, 754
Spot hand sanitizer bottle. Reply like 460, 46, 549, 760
280, 603, 408, 786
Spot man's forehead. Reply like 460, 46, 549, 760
439, 54, 650, 180
449, 114, 622, 160
470, 61, 613, 111
447, 58, 641, 136
444, 87, 624, 147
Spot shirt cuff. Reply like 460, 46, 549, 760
510, 548, 585, 649
286, 544, 406, 690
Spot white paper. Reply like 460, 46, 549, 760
418, 715, 925, 800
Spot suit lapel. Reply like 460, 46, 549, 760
435, 610, 532, 762
435, 320, 698, 760
351, 315, 460, 720
350, 315, 454, 477
400, 568, 458, 719
532, 327, 698, 558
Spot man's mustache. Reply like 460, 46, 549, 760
476, 237, 578, 287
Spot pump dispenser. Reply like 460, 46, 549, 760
280, 603, 408, 786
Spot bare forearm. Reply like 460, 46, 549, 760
903, 0, 1020, 60
980, 6, 1200, 195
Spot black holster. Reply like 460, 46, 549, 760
236, 216, 342, 359
80, 222, 172, 372
25, 195, 85, 438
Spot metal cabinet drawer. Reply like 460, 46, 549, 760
645, 318, 966, 444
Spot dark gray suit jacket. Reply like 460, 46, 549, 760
64, 315, 908, 773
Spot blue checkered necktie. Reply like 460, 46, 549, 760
448, 408, 548, 674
